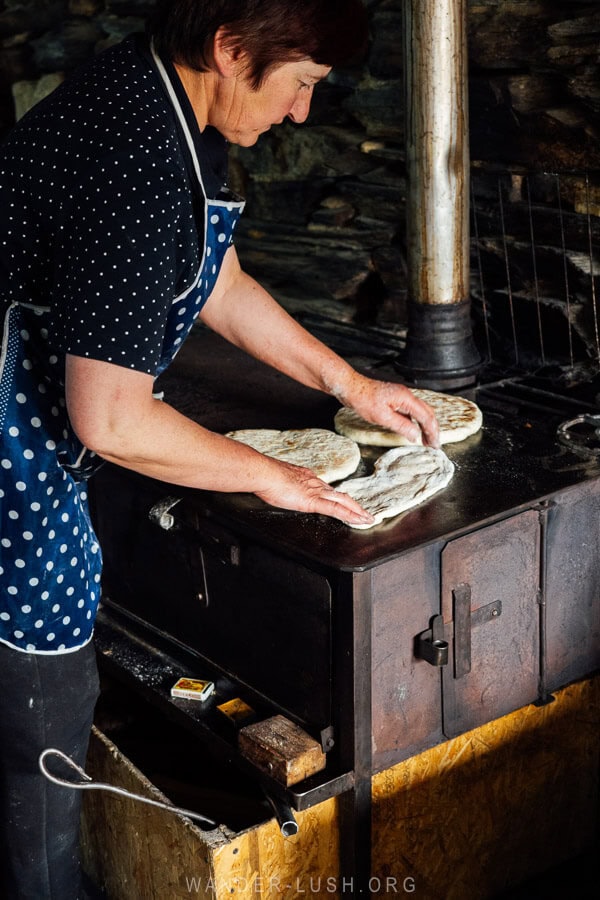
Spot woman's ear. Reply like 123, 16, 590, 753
212, 26, 247, 78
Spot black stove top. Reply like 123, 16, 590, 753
150, 327, 600, 571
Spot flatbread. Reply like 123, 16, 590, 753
334, 388, 482, 446
225, 428, 361, 483
337, 446, 454, 529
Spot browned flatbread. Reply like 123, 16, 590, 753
334, 388, 482, 446
225, 428, 361, 483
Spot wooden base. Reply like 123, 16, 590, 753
81, 677, 599, 898
80, 727, 340, 899
371, 677, 600, 899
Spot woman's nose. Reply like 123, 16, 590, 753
288, 90, 313, 124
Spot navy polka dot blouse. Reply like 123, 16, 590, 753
0, 34, 228, 375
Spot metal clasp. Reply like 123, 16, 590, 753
453, 584, 502, 679
417, 614, 449, 667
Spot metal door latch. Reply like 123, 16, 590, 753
453, 584, 502, 679
417, 614, 449, 667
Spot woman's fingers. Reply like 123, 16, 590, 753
255, 465, 374, 526
339, 376, 441, 449
314, 486, 374, 526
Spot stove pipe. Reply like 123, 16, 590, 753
396, 0, 481, 389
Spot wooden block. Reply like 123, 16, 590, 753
238, 715, 326, 786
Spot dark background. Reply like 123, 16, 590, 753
1, 0, 599, 368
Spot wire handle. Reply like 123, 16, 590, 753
38, 748, 217, 829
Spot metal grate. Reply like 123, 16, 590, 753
470, 168, 600, 383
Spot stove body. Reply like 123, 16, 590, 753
91, 329, 600, 780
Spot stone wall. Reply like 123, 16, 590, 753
1, 0, 599, 370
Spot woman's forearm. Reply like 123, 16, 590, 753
200, 252, 359, 397
65, 354, 375, 525
201, 252, 440, 447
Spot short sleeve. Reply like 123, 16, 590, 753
49, 150, 199, 375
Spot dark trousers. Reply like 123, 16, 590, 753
0, 639, 99, 900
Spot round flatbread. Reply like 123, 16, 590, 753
225, 428, 361, 483
334, 388, 482, 447
337, 446, 454, 529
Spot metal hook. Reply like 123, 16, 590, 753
38, 748, 217, 829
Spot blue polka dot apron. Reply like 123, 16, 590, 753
0, 51, 244, 654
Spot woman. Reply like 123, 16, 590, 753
0, 1, 439, 896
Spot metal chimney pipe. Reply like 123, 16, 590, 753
396, 0, 481, 389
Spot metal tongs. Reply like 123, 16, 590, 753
38, 748, 217, 829
557, 413, 600, 456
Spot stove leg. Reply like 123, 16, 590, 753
336, 571, 374, 895
338, 777, 372, 895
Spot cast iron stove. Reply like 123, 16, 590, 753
90, 325, 600, 889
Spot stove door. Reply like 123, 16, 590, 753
91, 465, 333, 734
441, 509, 540, 738
371, 508, 541, 769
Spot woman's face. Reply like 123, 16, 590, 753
209, 58, 332, 146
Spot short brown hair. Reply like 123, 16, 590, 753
147, 0, 368, 88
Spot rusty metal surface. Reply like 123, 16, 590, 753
440, 510, 540, 737
153, 327, 600, 572
92, 326, 600, 796
542, 478, 600, 690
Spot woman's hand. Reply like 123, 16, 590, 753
254, 459, 375, 527
65, 354, 373, 524
334, 373, 441, 449
201, 255, 439, 451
